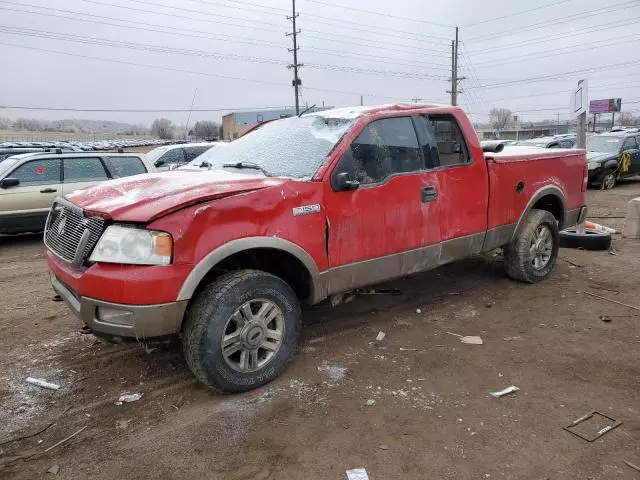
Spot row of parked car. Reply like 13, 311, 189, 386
0, 141, 221, 234
481, 128, 640, 190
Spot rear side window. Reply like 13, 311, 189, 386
426, 114, 470, 167
157, 148, 186, 165
106, 156, 147, 177
343, 117, 422, 185
63, 157, 109, 182
184, 145, 211, 161
622, 137, 638, 150
9, 159, 61, 185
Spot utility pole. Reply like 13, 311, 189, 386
446, 27, 465, 106
612, 111, 616, 128
286, 0, 302, 115
360, 95, 363, 106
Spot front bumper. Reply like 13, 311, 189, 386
51, 275, 187, 339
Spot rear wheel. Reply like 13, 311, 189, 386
182, 269, 301, 393
504, 209, 559, 283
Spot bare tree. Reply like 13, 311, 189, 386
151, 118, 174, 140
616, 111, 637, 126
489, 108, 513, 132
193, 120, 219, 140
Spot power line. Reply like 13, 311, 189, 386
472, 32, 640, 68
0, 5, 450, 71
463, 0, 574, 27
472, 59, 640, 90
0, 41, 408, 101
467, 0, 638, 42
0, 26, 449, 80
301, 0, 454, 28
466, 14, 640, 55
0, 105, 297, 112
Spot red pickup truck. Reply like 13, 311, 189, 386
45, 104, 587, 392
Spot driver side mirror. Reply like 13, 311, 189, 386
0, 178, 19, 189
333, 172, 359, 192
154, 159, 165, 167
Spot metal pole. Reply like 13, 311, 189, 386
183, 87, 197, 140
453, 27, 459, 107
612, 111, 616, 128
360, 95, 363, 106
450, 40, 455, 106
286, 0, 302, 115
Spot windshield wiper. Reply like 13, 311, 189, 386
222, 161, 271, 177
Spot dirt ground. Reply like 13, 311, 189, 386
1, 181, 640, 480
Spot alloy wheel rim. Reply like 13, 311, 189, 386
529, 225, 553, 270
220, 299, 285, 372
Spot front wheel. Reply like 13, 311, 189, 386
182, 269, 301, 393
504, 209, 559, 283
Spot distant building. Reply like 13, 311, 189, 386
222, 106, 332, 141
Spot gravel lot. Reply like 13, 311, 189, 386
1, 181, 640, 479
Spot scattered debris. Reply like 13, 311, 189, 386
317, 364, 347, 384
51, 294, 63, 302
584, 221, 618, 234
25, 377, 60, 391
485, 303, 493, 308
564, 411, 622, 442
415, 308, 422, 314
503, 336, 521, 341
490, 385, 520, 398
115, 393, 143, 405
356, 288, 400, 295
448, 292, 461, 296
461, 336, 483, 345
599, 315, 612, 323
46, 465, 60, 476
399, 348, 418, 351
346, 468, 370, 480
116, 419, 132, 430
375, 331, 386, 341
624, 460, 640, 473
44, 425, 88, 453
583, 291, 640, 311
379, 444, 389, 450
365, 399, 376, 406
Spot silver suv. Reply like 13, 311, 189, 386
0, 152, 155, 234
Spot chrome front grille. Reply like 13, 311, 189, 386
44, 199, 105, 264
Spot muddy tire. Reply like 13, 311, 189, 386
504, 209, 559, 283
559, 228, 611, 251
182, 269, 301, 393
600, 169, 617, 190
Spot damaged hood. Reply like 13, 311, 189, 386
587, 151, 616, 162
65, 169, 285, 222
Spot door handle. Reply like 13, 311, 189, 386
40, 188, 57, 193
421, 185, 437, 202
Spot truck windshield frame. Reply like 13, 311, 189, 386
190, 115, 354, 179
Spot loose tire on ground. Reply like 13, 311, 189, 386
504, 209, 559, 283
559, 227, 611, 251
182, 269, 301, 393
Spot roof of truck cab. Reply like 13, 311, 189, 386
309, 103, 452, 120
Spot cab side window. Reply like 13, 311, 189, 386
426, 114, 470, 167
336, 117, 422, 186
9, 159, 61, 186
185, 146, 211, 162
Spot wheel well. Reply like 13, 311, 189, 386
532, 194, 564, 224
190, 248, 312, 304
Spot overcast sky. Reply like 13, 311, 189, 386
0, 0, 639, 126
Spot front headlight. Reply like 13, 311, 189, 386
587, 161, 602, 170
89, 225, 172, 265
